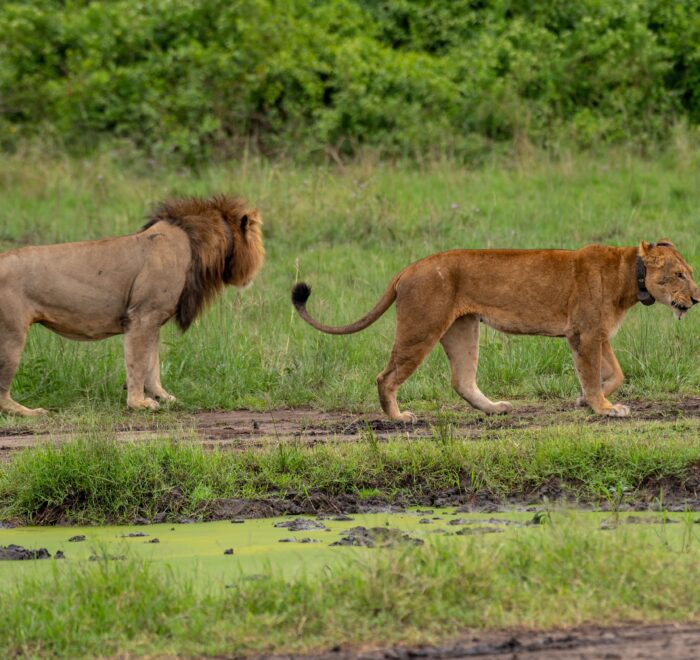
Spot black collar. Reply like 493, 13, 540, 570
636, 254, 655, 306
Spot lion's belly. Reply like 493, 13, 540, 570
39, 318, 125, 341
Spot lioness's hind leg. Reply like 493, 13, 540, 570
441, 315, 512, 415
377, 336, 442, 423
144, 340, 176, 402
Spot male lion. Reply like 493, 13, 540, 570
292, 241, 697, 421
0, 195, 264, 415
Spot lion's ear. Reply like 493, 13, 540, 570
656, 239, 674, 248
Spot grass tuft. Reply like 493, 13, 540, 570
2, 423, 700, 524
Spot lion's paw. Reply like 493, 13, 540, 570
128, 397, 160, 411
603, 404, 630, 418
575, 395, 587, 407
156, 392, 177, 403
492, 401, 513, 415
23, 406, 48, 417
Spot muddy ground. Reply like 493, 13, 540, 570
265, 624, 700, 659
2, 396, 700, 460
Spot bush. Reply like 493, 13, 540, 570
2, 0, 700, 162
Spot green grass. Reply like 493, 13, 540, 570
2, 148, 700, 419
2, 424, 700, 524
4, 514, 700, 658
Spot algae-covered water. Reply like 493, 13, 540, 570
0, 509, 688, 586
0, 509, 527, 581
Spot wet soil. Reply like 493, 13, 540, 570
2, 396, 700, 460
0, 544, 51, 560
264, 624, 700, 659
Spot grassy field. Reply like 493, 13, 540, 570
3, 148, 700, 657
1, 147, 700, 419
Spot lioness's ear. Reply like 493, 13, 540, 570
656, 239, 674, 248
240, 214, 248, 232
639, 240, 652, 256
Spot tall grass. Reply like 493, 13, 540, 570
2, 424, 699, 524
2, 148, 700, 417
3, 517, 700, 657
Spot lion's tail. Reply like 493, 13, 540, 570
291, 278, 397, 335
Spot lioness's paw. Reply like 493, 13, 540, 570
603, 404, 630, 418
156, 392, 177, 403
128, 397, 160, 411
394, 411, 417, 424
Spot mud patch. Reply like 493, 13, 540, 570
600, 515, 680, 530
5, 397, 700, 459
0, 544, 51, 560
274, 518, 328, 532
331, 526, 424, 548
268, 624, 700, 659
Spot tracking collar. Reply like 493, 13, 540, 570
636, 253, 655, 306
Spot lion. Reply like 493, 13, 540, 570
292, 241, 698, 421
0, 195, 264, 415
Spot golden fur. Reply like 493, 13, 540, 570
293, 241, 698, 421
0, 194, 264, 415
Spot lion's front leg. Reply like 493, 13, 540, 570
144, 340, 176, 403
568, 332, 629, 417
0, 311, 47, 416
123, 318, 163, 411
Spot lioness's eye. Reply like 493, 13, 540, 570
678, 272, 686, 280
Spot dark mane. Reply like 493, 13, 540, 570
142, 195, 247, 331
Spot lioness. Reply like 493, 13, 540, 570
0, 195, 264, 415
292, 241, 697, 421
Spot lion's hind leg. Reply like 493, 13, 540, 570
0, 302, 46, 416
0, 313, 46, 416
440, 315, 512, 415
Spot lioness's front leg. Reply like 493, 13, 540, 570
123, 317, 163, 411
441, 315, 512, 414
568, 332, 629, 417
576, 339, 625, 406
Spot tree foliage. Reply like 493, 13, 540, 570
2, 0, 699, 162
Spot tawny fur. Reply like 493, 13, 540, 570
0, 194, 264, 416
293, 241, 698, 422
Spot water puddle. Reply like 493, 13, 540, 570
0, 510, 686, 585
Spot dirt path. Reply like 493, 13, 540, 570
2, 397, 700, 460
265, 624, 700, 659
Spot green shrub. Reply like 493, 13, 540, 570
2, 0, 700, 162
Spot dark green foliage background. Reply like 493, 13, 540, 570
2, 0, 700, 163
